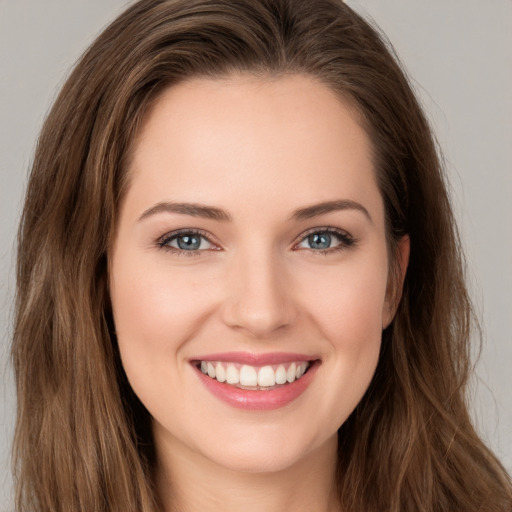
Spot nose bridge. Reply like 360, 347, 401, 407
221, 242, 295, 337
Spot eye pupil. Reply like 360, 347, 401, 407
308, 232, 331, 249
177, 234, 201, 250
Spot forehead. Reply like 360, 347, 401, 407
124, 73, 382, 225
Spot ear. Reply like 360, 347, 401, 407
382, 235, 410, 329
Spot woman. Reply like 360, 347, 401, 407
11, 0, 512, 511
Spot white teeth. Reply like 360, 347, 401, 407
296, 362, 307, 378
226, 364, 240, 384
275, 365, 287, 385
239, 365, 258, 386
257, 365, 276, 387
215, 362, 226, 383
199, 360, 311, 387
286, 363, 297, 383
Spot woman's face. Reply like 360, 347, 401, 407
110, 74, 406, 474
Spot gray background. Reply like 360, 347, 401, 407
1, 1, 510, 509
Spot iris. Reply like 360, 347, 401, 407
308, 232, 331, 250
177, 234, 201, 250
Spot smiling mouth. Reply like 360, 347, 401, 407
194, 360, 312, 390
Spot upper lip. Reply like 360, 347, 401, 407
190, 351, 318, 366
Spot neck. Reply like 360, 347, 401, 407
156, 432, 341, 512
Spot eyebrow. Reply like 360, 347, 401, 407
138, 199, 372, 223
289, 199, 372, 223
138, 202, 232, 222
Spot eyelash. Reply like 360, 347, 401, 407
296, 226, 356, 255
156, 226, 356, 257
157, 228, 216, 257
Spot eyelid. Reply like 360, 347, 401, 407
156, 225, 355, 256
157, 228, 221, 254
292, 226, 356, 252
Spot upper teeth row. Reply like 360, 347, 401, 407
200, 361, 310, 387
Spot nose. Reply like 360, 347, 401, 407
221, 248, 297, 338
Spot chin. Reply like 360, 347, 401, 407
194, 426, 333, 475
206, 446, 308, 474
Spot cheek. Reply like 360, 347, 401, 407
294, 255, 388, 418
112, 253, 210, 336
109, 252, 214, 390
297, 256, 389, 349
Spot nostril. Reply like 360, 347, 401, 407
221, 300, 296, 338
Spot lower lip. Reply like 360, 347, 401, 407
193, 361, 320, 410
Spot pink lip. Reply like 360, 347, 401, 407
191, 356, 320, 411
191, 351, 316, 366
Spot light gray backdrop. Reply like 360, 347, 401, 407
1, 1, 511, 509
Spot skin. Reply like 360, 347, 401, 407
109, 74, 409, 512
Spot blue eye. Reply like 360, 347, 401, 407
296, 228, 354, 253
307, 232, 332, 250
158, 230, 215, 254
174, 233, 202, 250
158, 227, 355, 256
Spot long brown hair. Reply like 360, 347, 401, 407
12, 0, 512, 511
